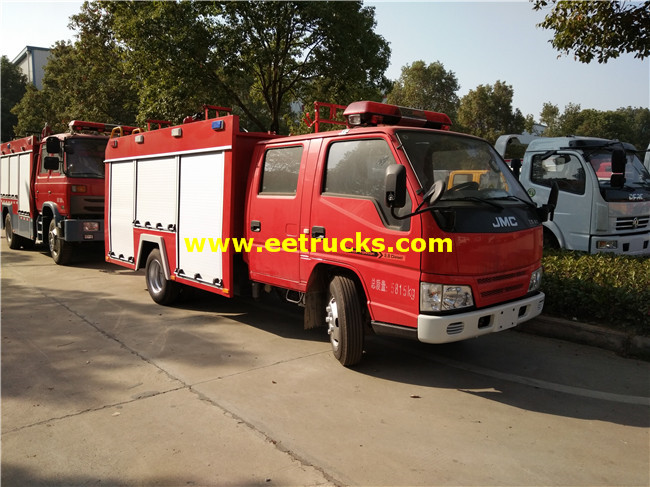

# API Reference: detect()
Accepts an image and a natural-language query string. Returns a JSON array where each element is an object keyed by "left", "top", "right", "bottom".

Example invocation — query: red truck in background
[
  {"left": 1, "top": 121, "right": 136, "bottom": 264},
  {"left": 104, "top": 101, "right": 556, "bottom": 366}
]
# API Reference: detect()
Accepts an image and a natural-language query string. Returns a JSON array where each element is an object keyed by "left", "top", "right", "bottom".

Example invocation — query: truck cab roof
[{"left": 526, "top": 136, "right": 637, "bottom": 152}]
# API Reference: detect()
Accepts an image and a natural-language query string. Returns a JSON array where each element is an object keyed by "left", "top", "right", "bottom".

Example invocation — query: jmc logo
[{"left": 493, "top": 216, "right": 519, "bottom": 228}]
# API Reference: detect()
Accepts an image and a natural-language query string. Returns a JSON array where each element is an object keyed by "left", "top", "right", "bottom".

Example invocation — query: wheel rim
[
  {"left": 5, "top": 216, "right": 12, "bottom": 243},
  {"left": 147, "top": 259, "right": 165, "bottom": 295},
  {"left": 49, "top": 222, "right": 60, "bottom": 256},
  {"left": 326, "top": 296, "right": 341, "bottom": 352}
]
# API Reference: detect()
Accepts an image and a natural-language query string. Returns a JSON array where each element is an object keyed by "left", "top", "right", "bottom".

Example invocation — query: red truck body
[
  {"left": 104, "top": 102, "right": 545, "bottom": 366},
  {"left": 1, "top": 121, "right": 135, "bottom": 264}
]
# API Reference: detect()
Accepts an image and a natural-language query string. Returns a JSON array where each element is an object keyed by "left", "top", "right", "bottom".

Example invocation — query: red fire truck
[
  {"left": 1, "top": 121, "right": 136, "bottom": 264},
  {"left": 104, "top": 102, "right": 556, "bottom": 366}
]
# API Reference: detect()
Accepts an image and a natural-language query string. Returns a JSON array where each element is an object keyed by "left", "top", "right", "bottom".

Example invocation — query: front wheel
[
  {"left": 49, "top": 219, "right": 74, "bottom": 265},
  {"left": 145, "top": 249, "right": 180, "bottom": 305},
  {"left": 326, "top": 275, "right": 365, "bottom": 366}
]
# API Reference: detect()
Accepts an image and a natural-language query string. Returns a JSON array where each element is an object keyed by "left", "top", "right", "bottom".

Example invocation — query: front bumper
[
  {"left": 62, "top": 219, "right": 104, "bottom": 242},
  {"left": 417, "top": 292, "right": 545, "bottom": 344}
]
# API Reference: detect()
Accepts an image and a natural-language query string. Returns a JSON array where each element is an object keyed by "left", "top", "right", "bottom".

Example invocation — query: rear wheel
[
  {"left": 145, "top": 249, "right": 180, "bottom": 305},
  {"left": 326, "top": 275, "right": 365, "bottom": 366},
  {"left": 5, "top": 213, "right": 21, "bottom": 250},
  {"left": 49, "top": 219, "right": 74, "bottom": 265},
  {"left": 5, "top": 213, "right": 33, "bottom": 250}
]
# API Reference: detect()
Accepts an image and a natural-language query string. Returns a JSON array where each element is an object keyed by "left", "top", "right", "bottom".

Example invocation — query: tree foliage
[
  {"left": 532, "top": 0, "right": 650, "bottom": 63},
  {"left": 540, "top": 102, "right": 650, "bottom": 150},
  {"left": 94, "top": 0, "right": 390, "bottom": 133},
  {"left": 1, "top": 56, "right": 28, "bottom": 141},
  {"left": 11, "top": 3, "right": 139, "bottom": 138},
  {"left": 456, "top": 81, "right": 525, "bottom": 143},
  {"left": 386, "top": 60, "right": 460, "bottom": 122}
]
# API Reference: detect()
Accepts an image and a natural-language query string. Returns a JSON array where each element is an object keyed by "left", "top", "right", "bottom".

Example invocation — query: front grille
[
  {"left": 71, "top": 196, "right": 104, "bottom": 216},
  {"left": 477, "top": 271, "right": 526, "bottom": 284},
  {"left": 481, "top": 284, "right": 524, "bottom": 298},
  {"left": 616, "top": 215, "right": 649, "bottom": 231}
]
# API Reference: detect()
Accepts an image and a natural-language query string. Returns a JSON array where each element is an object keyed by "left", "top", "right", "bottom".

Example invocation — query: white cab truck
[{"left": 497, "top": 135, "right": 650, "bottom": 255}]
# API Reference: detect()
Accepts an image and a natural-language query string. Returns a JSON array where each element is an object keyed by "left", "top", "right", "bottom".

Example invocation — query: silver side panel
[
  {"left": 18, "top": 153, "right": 32, "bottom": 213},
  {"left": 177, "top": 151, "right": 225, "bottom": 286},
  {"left": 108, "top": 161, "right": 136, "bottom": 261},
  {"left": 135, "top": 157, "right": 177, "bottom": 230},
  {"left": 0, "top": 154, "right": 11, "bottom": 195}
]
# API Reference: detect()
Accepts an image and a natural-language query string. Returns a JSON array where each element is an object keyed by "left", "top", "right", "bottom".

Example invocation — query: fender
[
  {"left": 135, "top": 234, "right": 172, "bottom": 280},
  {"left": 542, "top": 220, "right": 565, "bottom": 248},
  {"left": 40, "top": 202, "right": 64, "bottom": 223}
]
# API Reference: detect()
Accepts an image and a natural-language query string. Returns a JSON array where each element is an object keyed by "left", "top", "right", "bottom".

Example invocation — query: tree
[
  {"left": 539, "top": 102, "right": 650, "bottom": 150},
  {"left": 532, "top": 0, "right": 650, "bottom": 63},
  {"left": 12, "top": 3, "right": 139, "bottom": 137},
  {"left": 456, "top": 81, "right": 525, "bottom": 143},
  {"left": 1, "top": 56, "right": 28, "bottom": 141},
  {"left": 386, "top": 60, "right": 460, "bottom": 121},
  {"left": 96, "top": 0, "right": 391, "bottom": 133}
]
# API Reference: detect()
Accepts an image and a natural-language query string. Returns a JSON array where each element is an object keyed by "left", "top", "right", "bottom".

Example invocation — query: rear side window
[{"left": 260, "top": 146, "right": 303, "bottom": 194}]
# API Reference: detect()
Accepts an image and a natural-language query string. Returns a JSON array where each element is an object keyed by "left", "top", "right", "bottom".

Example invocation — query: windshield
[
  {"left": 64, "top": 138, "right": 107, "bottom": 178},
  {"left": 396, "top": 130, "right": 531, "bottom": 203},
  {"left": 587, "top": 150, "right": 650, "bottom": 191}
]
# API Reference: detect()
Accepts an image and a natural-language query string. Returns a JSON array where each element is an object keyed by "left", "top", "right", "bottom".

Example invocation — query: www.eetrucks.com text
[{"left": 184, "top": 233, "right": 452, "bottom": 254}]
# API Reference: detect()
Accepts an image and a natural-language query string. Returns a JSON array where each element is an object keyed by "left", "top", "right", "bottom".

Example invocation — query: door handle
[
  {"left": 311, "top": 226, "right": 325, "bottom": 238},
  {"left": 251, "top": 220, "right": 261, "bottom": 232}
]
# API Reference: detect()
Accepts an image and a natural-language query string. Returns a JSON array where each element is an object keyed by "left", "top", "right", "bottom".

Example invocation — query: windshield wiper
[
  {"left": 441, "top": 196, "right": 503, "bottom": 209},
  {"left": 486, "top": 195, "right": 537, "bottom": 209}
]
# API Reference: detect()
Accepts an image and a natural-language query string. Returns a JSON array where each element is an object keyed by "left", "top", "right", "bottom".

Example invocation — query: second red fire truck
[
  {"left": 104, "top": 102, "right": 556, "bottom": 366},
  {"left": 1, "top": 121, "right": 136, "bottom": 264}
]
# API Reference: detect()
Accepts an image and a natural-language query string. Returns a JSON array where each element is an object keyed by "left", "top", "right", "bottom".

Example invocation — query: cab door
[
  {"left": 246, "top": 141, "right": 313, "bottom": 288},
  {"left": 306, "top": 136, "right": 421, "bottom": 327},
  {"left": 35, "top": 142, "right": 68, "bottom": 216},
  {"left": 527, "top": 151, "right": 592, "bottom": 250}
]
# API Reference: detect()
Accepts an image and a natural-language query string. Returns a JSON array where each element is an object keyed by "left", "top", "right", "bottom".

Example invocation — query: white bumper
[{"left": 417, "top": 292, "right": 545, "bottom": 344}]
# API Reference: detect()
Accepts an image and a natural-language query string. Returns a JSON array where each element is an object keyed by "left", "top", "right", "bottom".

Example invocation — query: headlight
[
  {"left": 596, "top": 240, "right": 617, "bottom": 250},
  {"left": 528, "top": 267, "right": 543, "bottom": 292},
  {"left": 83, "top": 221, "right": 100, "bottom": 232},
  {"left": 420, "top": 283, "right": 474, "bottom": 312}
]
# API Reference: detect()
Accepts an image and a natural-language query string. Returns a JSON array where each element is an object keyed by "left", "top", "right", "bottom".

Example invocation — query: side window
[
  {"left": 323, "top": 138, "right": 410, "bottom": 229},
  {"left": 531, "top": 153, "right": 585, "bottom": 195},
  {"left": 259, "top": 146, "right": 303, "bottom": 194}
]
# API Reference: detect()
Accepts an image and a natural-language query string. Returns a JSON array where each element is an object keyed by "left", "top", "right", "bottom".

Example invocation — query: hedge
[{"left": 541, "top": 250, "right": 650, "bottom": 335}]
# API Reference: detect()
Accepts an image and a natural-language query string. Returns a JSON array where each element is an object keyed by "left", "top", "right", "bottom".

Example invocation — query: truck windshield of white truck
[{"left": 588, "top": 149, "right": 650, "bottom": 199}]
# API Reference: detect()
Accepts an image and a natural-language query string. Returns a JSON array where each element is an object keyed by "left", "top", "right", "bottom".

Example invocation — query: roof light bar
[
  {"left": 69, "top": 120, "right": 139, "bottom": 136},
  {"left": 343, "top": 101, "right": 452, "bottom": 130}
]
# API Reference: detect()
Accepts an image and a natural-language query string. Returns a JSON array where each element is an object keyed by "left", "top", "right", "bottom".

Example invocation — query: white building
[{"left": 12, "top": 46, "right": 50, "bottom": 90}]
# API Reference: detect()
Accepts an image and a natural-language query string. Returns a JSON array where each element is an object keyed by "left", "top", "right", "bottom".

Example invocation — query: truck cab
[{"left": 519, "top": 136, "right": 650, "bottom": 255}]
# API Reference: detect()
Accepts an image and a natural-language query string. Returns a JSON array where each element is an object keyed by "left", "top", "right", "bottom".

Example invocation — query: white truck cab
[{"left": 515, "top": 136, "right": 650, "bottom": 255}]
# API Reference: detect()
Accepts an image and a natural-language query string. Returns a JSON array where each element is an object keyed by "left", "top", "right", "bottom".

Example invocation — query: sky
[{"left": 1, "top": 0, "right": 648, "bottom": 120}]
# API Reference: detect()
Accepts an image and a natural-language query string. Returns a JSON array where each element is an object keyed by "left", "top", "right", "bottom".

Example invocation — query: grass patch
[{"left": 541, "top": 250, "right": 650, "bottom": 336}]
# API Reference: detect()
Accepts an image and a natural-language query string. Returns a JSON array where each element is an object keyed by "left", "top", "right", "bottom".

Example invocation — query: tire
[
  {"left": 48, "top": 219, "right": 74, "bottom": 265},
  {"left": 145, "top": 249, "right": 180, "bottom": 305},
  {"left": 326, "top": 275, "right": 365, "bottom": 366},
  {"left": 5, "top": 213, "right": 21, "bottom": 250}
]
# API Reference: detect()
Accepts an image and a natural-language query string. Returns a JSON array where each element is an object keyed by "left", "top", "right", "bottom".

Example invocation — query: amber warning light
[{"left": 344, "top": 101, "right": 451, "bottom": 130}]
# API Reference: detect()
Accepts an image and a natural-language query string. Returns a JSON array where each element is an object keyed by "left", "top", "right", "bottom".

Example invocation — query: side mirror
[
  {"left": 385, "top": 164, "right": 406, "bottom": 209},
  {"left": 611, "top": 149, "right": 626, "bottom": 174},
  {"left": 45, "top": 137, "right": 61, "bottom": 154},
  {"left": 44, "top": 156, "right": 60, "bottom": 171},
  {"left": 537, "top": 181, "right": 559, "bottom": 222}
]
